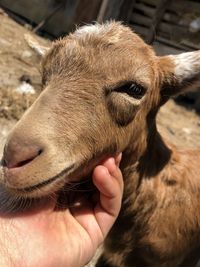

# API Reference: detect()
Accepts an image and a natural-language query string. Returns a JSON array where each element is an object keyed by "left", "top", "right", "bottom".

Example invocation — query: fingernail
[
  {"left": 107, "top": 157, "right": 115, "bottom": 165},
  {"left": 115, "top": 153, "right": 122, "bottom": 166}
]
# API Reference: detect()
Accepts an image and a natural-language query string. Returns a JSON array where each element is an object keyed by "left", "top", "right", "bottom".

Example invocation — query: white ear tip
[
  {"left": 173, "top": 51, "right": 200, "bottom": 79},
  {"left": 24, "top": 34, "right": 50, "bottom": 57}
]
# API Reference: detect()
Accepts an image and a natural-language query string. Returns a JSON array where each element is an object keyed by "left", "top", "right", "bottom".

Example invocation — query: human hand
[{"left": 0, "top": 154, "right": 123, "bottom": 267}]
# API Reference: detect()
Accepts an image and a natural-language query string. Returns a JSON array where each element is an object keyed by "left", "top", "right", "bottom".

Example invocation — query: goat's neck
[
  {"left": 103, "top": 123, "right": 173, "bottom": 265},
  {"left": 137, "top": 127, "right": 172, "bottom": 178},
  {"left": 121, "top": 120, "right": 172, "bottom": 201}
]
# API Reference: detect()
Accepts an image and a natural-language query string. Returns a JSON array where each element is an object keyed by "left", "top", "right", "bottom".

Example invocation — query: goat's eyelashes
[{"left": 114, "top": 82, "right": 146, "bottom": 99}]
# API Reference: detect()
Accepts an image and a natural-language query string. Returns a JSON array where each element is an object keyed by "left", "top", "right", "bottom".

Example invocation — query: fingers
[
  {"left": 114, "top": 153, "right": 122, "bottom": 167},
  {"left": 101, "top": 153, "right": 123, "bottom": 192},
  {"left": 92, "top": 154, "right": 123, "bottom": 238}
]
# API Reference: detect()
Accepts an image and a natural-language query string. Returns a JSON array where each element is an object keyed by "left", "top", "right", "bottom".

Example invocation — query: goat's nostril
[
  {"left": 2, "top": 146, "right": 43, "bottom": 169},
  {"left": 0, "top": 158, "right": 7, "bottom": 167}
]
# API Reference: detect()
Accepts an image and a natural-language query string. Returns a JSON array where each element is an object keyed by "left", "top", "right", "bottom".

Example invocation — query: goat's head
[{"left": 0, "top": 22, "right": 200, "bottom": 198}]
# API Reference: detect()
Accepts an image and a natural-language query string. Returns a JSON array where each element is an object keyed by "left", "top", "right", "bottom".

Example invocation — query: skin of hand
[{"left": 0, "top": 154, "right": 123, "bottom": 267}]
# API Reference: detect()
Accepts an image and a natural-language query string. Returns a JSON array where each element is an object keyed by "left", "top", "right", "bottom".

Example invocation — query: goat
[{"left": 0, "top": 22, "right": 200, "bottom": 267}]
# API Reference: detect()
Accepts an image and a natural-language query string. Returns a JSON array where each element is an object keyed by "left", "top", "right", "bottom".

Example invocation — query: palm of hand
[{"left": 0, "top": 156, "right": 123, "bottom": 267}]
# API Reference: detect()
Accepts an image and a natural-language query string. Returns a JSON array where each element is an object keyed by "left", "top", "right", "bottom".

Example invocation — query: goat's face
[{"left": 1, "top": 22, "right": 200, "bottom": 198}]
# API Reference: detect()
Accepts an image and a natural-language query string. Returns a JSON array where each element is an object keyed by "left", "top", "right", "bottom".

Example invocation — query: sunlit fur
[{"left": 1, "top": 22, "right": 200, "bottom": 266}]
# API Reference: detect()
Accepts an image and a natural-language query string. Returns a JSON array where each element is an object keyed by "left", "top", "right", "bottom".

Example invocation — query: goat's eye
[{"left": 115, "top": 82, "right": 146, "bottom": 100}]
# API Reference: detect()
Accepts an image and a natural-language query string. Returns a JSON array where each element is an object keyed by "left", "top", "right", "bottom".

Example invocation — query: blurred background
[{"left": 1, "top": 0, "right": 200, "bottom": 51}]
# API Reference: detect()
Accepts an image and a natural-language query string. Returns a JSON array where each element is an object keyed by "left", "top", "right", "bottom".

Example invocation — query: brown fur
[{"left": 1, "top": 22, "right": 200, "bottom": 266}]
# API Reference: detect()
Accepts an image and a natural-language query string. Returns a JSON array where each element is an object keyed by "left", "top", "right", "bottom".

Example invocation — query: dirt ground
[
  {"left": 0, "top": 8, "right": 50, "bottom": 120},
  {"left": 0, "top": 10, "right": 200, "bottom": 267}
]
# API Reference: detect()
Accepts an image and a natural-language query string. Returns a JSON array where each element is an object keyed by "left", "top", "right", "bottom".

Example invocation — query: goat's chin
[
  {"left": 1, "top": 152, "right": 111, "bottom": 200},
  {"left": 0, "top": 184, "right": 58, "bottom": 214},
  {"left": 6, "top": 178, "right": 67, "bottom": 199}
]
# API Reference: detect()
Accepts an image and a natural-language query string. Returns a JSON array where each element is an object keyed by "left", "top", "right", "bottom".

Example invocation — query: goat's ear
[
  {"left": 24, "top": 34, "right": 50, "bottom": 57},
  {"left": 159, "top": 51, "right": 200, "bottom": 98}
]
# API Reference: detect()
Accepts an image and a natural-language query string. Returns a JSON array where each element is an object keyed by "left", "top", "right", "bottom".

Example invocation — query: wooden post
[
  {"left": 118, "top": 0, "right": 136, "bottom": 22},
  {"left": 97, "top": 0, "right": 124, "bottom": 22},
  {"left": 97, "top": 0, "right": 109, "bottom": 22},
  {"left": 73, "top": 0, "right": 102, "bottom": 26},
  {"left": 146, "top": 0, "right": 170, "bottom": 44}
]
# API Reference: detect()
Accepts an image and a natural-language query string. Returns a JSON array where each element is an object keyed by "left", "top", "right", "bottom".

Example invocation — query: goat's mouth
[
  {"left": 16, "top": 163, "right": 76, "bottom": 194},
  {"left": 2, "top": 153, "right": 112, "bottom": 198}
]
